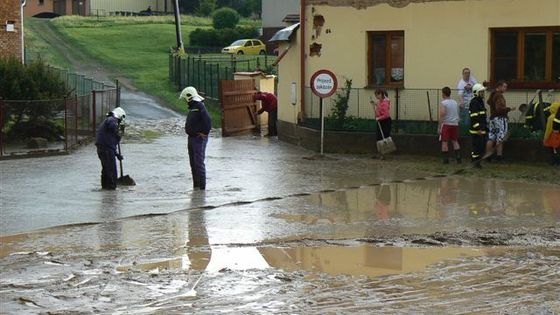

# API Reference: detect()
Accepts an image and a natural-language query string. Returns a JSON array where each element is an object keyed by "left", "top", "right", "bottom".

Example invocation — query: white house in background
[{"left": 262, "top": 0, "right": 300, "bottom": 53}]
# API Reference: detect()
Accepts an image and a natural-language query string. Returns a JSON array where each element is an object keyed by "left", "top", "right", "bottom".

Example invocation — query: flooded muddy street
[{"left": 1, "top": 102, "right": 560, "bottom": 313}]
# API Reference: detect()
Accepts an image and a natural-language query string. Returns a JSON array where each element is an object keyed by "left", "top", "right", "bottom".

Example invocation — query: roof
[
  {"left": 282, "top": 14, "right": 300, "bottom": 24},
  {"left": 269, "top": 23, "right": 300, "bottom": 43}
]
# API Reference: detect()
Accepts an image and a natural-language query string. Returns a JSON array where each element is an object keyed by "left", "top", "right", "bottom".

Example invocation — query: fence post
[
  {"left": 0, "top": 99, "right": 3, "bottom": 156},
  {"left": 395, "top": 88, "right": 400, "bottom": 133},
  {"left": 197, "top": 59, "right": 201, "bottom": 89},
  {"left": 64, "top": 97, "right": 68, "bottom": 151},
  {"left": 203, "top": 61, "right": 207, "bottom": 96},
  {"left": 92, "top": 90, "right": 97, "bottom": 137},
  {"left": 75, "top": 94, "right": 78, "bottom": 146}
]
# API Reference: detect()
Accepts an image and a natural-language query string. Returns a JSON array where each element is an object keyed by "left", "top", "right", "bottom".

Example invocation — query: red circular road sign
[{"left": 310, "top": 70, "right": 338, "bottom": 98}]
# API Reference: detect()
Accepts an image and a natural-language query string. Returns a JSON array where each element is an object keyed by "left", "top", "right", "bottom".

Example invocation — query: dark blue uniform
[
  {"left": 185, "top": 100, "right": 211, "bottom": 190},
  {"left": 95, "top": 116, "right": 121, "bottom": 189}
]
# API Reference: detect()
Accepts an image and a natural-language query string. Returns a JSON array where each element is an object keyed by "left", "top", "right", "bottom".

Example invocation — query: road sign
[{"left": 310, "top": 70, "right": 338, "bottom": 98}]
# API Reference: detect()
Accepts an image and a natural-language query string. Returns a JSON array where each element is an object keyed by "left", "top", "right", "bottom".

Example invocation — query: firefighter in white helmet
[
  {"left": 95, "top": 107, "right": 126, "bottom": 189},
  {"left": 180, "top": 86, "right": 211, "bottom": 190}
]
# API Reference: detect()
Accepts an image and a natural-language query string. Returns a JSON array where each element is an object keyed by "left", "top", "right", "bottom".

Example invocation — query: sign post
[{"left": 310, "top": 70, "right": 338, "bottom": 155}]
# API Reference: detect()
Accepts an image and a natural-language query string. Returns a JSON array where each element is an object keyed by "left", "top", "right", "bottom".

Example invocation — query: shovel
[{"left": 117, "top": 143, "right": 136, "bottom": 186}]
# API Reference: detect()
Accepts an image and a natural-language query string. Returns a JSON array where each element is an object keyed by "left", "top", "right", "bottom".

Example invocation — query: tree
[
  {"left": 198, "top": 0, "right": 216, "bottom": 16},
  {"left": 178, "top": 0, "right": 200, "bottom": 14},
  {"left": 212, "top": 7, "right": 240, "bottom": 29}
]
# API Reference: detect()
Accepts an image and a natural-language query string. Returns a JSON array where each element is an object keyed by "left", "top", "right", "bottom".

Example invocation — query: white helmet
[
  {"left": 179, "top": 86, "right": 204, "bottom": 102},
  {"left": 472, "top": 83, "right": 486, "bottom": 95},
  {"left": 111, "top": 107, "right": 126, "bottom": 120}
]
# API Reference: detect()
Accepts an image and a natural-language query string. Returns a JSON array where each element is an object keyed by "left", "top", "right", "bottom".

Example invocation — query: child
[
  {"left": 370, "top": 88, "right": 392, "bottom": 159},
  {"left": 438, "top": 86, "right": 461, "bottom": 164}
]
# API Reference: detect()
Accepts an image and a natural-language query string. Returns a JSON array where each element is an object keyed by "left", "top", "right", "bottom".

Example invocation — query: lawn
[{"left": 26, "top": 15, "right": 261, "bottom": 125}]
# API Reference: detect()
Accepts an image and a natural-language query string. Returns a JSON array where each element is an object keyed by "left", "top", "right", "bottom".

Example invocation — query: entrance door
[
  {"left": 53, "top": 0, "right": 66, "bottom": 15},
  {"left": 72, "top": 0, "right": 84, "bottom": 15},
  {"left": 220, "top": 79, "right": 259, "bottom": 136}
]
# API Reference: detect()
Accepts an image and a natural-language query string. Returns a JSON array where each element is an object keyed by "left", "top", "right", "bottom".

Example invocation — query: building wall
[
  {"left": 262, "top": 0, "right": 300, "bottom": 28},
  {"left": 277, "top": 34, "right": 302, "bottom": 124},
  {"left": 25, "top": 0, "right": 89, "bottom": 17},
  {"left": 277, "top": 0, "right": 560, "bottom": 124},
  {"left": 0, "top": 0, "right": 22, "bottom": 61},
  {"left": 90, "top": 0, "right": 172, "bottom": 14}
]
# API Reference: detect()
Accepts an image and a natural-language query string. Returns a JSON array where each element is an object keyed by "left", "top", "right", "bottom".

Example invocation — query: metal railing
[
  {"left": 302, "top": 87, "right": 558, "bottom": 139},
  {"left": 0, "top": 65, "right": 118, "bottom": 158},
  {"left": 169, "top": 53, "right": 277, "bottom": 99}
]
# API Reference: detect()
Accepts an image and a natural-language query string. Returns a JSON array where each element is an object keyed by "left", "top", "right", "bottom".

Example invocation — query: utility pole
[{"left": 172, "top": 0, "right": 183, "bottom": 51}]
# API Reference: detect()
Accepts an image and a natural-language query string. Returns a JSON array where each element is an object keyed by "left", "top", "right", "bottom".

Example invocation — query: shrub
[
  {"left": 189, "top": 26, "right": 259, "bottom": 47},
  {"left": 330, "top": 78, "right": 353, "bottom": 127},
  {"left": 0, "top": 56, "right": 69, "bottom": 140},
  {"left": 212, "top": 7, "right": 239, "bottom": 29},
  {"left": 198, "top": 0, "right": 216, "bottom": 17}
]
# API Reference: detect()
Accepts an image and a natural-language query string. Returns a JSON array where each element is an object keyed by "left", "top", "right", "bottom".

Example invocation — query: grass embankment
[
  {"left": 25, "top": 19, "right": 71, "bottom": 68},
  {"left": 27, "top": 15, "right": 260, "bottom": 124}
]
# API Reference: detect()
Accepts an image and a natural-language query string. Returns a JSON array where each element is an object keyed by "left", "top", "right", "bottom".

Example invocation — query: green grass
[
  {"left": 25, "top": 19, "right": 71, "bottom": 69},
  {"left": 53, "top": 22, "right": 209, "bottom": 115},
  {"left": 24, "top": 15, "right": 261, "bottom": 126}
]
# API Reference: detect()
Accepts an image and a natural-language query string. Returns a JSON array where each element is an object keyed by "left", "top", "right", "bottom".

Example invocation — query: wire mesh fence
[
  {"left": 169, "top": 53, "right": 277, "bottom": 99},
  {"left": 302, "top": 87, "right": 558, "bottom": 139},
  {"left": 1, "top": 65, "right": 118, "bottom": 158}
]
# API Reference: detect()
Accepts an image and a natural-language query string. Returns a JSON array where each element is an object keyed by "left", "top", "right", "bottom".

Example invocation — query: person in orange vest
[{"left": 543, "top": 101, "right": 560, "bottom": 165}]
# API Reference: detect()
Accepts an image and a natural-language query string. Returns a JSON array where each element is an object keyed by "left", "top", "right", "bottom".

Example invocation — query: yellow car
[{"left": 221, "top": 39, "right": 266, "bottom": 55}]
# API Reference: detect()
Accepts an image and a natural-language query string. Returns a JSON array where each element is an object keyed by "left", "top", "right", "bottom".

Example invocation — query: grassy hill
[{"left": 25, "top": 15, "right": 260, "bottom": 121}]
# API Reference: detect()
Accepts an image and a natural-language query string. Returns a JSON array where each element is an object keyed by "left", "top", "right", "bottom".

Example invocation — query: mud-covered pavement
[{"left": 1, "top": 97, "right": 560, "bottom": 314}]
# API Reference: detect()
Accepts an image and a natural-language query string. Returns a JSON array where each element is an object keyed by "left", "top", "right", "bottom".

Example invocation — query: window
[
  {"left": 491, "top": 27, "right": 560, "bottom": 88},
  {"left": 252, "top": 40, "right": 261, "bottom": 46},
  {"left": 38, "top": 0, "right": 44, "bottom": 5},
  {"left": 244, "top": 41, "right": 253, "bottom": 47},
  {"left": 368, "top": 31, "right": 404, "bottom": 87}
]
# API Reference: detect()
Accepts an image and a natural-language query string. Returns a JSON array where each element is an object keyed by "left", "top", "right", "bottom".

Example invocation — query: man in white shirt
[
  {"left": 439, "top": 86, "right": 462, "bottom": 164},
  {"left": 457, "top": 67, "right": 478, "bottom": 135}
]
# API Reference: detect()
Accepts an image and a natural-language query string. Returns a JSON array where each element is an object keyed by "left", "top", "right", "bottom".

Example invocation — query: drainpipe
[
  {"left": 21, "top": 0, "right": 27, "bottom": 64},
  {"left": 300, "top": 0, "right": 306, "bottom": 121}
]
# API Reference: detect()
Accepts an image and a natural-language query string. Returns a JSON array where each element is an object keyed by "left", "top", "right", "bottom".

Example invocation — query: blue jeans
[{"left": 188, "top": 135, "right": 208, "bottom": 189}]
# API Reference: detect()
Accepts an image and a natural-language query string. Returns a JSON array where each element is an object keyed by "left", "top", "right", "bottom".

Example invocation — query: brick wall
[{"left": 0, "top": 0, "right": 22, "bottom": 61}]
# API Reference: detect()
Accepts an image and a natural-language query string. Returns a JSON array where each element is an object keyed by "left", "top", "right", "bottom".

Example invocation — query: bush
[
  {"left": 330, "top": 79, "right": 353, "bottom": 127},
  {"left": 212, "top": 7, "right": 240, "bottom": 29},
  {"left": 0, "top": 56, "right": 69, "bottom": 140},
  {"left": 189, "top": 26, "right": 259, "bottom": 47},
  {"left": 198, "top": 0, "right": 216, "bottom": 16}
]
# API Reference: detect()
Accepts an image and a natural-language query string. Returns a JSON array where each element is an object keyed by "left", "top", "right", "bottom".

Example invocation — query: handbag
[{"left": 376, "top": 119, "right": 396, "bottom": 154}]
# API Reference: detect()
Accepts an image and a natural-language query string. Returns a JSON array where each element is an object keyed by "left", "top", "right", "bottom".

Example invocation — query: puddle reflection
[{"left": 277, "top": 177, "right": 560, "bottom": 225}]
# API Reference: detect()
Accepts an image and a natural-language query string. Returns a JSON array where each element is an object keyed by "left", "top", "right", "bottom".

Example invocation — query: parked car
[{"left": 222, "top": 39, "right": 266, "bottom": 55}]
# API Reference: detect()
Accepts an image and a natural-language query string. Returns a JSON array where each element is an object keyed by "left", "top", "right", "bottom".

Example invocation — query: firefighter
[
  {"left": 543, "top": 101, "right": 560, "bottom": 165},
  {"left": 95, "top": 107, "right": 126, "bottom": 190},
  {"left": 180, "top": 86, "right": 211, "bottom": 190},
  {"left": 468, "top": 83, "right": 487, "bottom": 168}
]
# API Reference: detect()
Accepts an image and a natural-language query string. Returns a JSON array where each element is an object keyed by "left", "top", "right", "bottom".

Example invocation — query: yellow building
[{"left": 275, "top": 0, "right": 560, "bottom": 128}]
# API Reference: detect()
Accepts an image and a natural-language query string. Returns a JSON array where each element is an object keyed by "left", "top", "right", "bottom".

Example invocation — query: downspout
[
  {"left": 21, "top": 0, "right": 26, "bottom": 64},
  {"left": 300, "top": 0, "right": 306, "bottom": 121}
]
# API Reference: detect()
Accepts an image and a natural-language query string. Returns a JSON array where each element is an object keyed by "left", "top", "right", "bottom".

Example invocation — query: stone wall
[{"left": 0, "top": 0, "right": 22, "bottom": 61}]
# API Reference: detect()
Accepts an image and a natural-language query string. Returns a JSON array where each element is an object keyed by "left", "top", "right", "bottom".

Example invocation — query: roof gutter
[
  {"left": 300, "top": 0, "right": 306, "bottom": 121},
  {"left": 21, "top": 0, "right": 26, "bottom": 63}
]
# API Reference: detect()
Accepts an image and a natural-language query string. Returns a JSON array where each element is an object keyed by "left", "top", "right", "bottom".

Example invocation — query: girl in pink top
[{"left": 370, "top": 88, "right": 392, "bottom": 141}]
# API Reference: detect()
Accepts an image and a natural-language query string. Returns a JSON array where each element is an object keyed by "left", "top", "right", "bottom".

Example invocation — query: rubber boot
[
  {"left": 455, "top": 150, "right": 462, "bottom": 164},
  {"left": 442, "top": 151, "right": 449, "bottom": 164}
]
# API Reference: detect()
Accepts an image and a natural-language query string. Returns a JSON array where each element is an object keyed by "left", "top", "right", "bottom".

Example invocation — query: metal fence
[
  {"left": 0, "top": 66, "right": 118, "bottom": 158},
  {"left": 169, "top": 53, "right": 277, "bottom": 99},
  {"left": 302, "top": 87, "right": 558, "bottom": 139}
]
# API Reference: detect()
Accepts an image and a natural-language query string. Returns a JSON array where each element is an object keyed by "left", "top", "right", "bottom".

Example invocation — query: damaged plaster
[{"left": 306, "top": 0, "right": 468, "bottom": 9}]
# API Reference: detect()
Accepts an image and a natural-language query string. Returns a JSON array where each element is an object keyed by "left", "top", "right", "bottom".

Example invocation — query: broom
[{"left": 117, "top": 143, "right": 136, "bottom": 186}]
